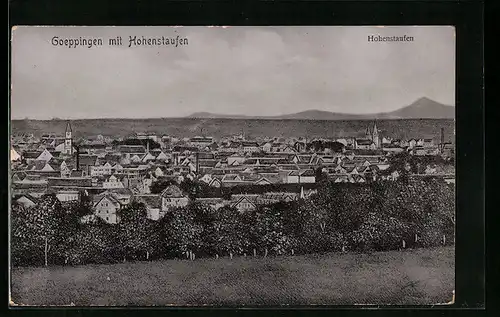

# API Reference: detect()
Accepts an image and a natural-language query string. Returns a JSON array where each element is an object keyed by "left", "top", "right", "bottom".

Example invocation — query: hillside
[{"left": 187, "top": 97, "right": 455, "bottom": 120}]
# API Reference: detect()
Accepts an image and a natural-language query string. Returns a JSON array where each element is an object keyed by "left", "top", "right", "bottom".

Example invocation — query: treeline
[
  {"left": 11, "top": 178, "right": 454, "bottom": 267},
  {"left": 382, "top": 152, "right": 455, "bottom": 178}
]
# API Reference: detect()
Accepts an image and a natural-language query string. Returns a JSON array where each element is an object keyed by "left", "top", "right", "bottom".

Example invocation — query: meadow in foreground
[{"left": 11, "top": 246, "right": 454, "bottom": 306}]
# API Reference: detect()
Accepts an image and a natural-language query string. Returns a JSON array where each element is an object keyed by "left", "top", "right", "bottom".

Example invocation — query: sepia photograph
[{"left": 9, "top": 26, "right": 455, "bottom": 306}]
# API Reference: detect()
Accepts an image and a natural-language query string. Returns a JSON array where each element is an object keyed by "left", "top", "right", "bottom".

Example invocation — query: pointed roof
[
  {"left": 65, "top": 121, "right": 72, "bottom": 133},
  {"left": 372, "top": 120, "right": 378, "bottom": 134},
  {"left": 365, "top": 125, "right": 371, "bottom": 137}
]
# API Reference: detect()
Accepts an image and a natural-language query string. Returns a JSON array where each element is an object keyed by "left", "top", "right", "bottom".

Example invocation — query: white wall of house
[
  {"left": 146, "top": 208, "right": 161, "bottom": 221},
  {"left": 162, "top": 197, "right": 189, "bottom": 210},
  {"left": 56, "top": 191, "right": 79, "bottom": 202},
  {"left": 94, "top": 197, "right": 120, "bottom": 224}
]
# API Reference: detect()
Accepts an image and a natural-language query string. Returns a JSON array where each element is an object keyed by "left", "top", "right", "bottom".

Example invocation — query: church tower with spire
[{"left": 64, "top": 121, "right": 73, "bottom": 155}]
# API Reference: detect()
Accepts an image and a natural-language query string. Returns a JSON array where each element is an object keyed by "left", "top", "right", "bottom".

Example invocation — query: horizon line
[{"left": 11, "top": 116, "right": 455, "bottom": 121}]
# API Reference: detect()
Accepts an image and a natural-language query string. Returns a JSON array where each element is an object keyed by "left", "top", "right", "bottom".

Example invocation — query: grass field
[{"left": 10, "top": 246, "right": 454, "bottom": 306}]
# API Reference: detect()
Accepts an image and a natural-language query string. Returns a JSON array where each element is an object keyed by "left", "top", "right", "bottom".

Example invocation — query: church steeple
[
  {"left": 365, "top": 125, "right": 371, "bottom": 138},
  {"left": 66, "top": 121, "right": 72, "bottom": 134},
  {"left": 64, "top": 120, "right": 73, "bottom": 155},
  {"left": 372, "top": 120, "right": 380, "bottom": 149}
]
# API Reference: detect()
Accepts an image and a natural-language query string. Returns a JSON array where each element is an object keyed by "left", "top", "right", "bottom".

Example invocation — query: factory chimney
[
  {"left": 195, "top": 152, "right": 200, "bottom": 175},
  {"left": 75, "top": 146, "right": 80, "bottom": 171},
  {"left": 440, "top": 127, "right": 445, "bottom": 153}
]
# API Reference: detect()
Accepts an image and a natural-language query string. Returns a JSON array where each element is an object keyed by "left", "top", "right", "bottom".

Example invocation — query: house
[
  {"left": 55, "top": 190, "right": 80, "bottom": 202},
  {"left": 141, "top": 152, "right": 156, "bottom": 163},
  {"left": 155, "top": 150, "right": 169, "bottom": 162},
  {"left": 241, "top": 141, "right": 260, "bottom": 153},
  {"left": 231, "top": 195, "right": 258, "bottom": 212},
  {"left": 11, "top": 147, "right": 21, "bottom": 162},
  {"left": 22, "top": 151, "right": 42, "bottom": 163},
  {"left": 93, "top": 194, "right": 122, "bottom": 224},
  {"left": 382, "top": 137, "right": 392, "bottom": 145},
  {"left": 160, "top": 185, "right": 189, "bottom": 211},
  {"left": 227, "top": 154, "right": 246, "bottom": 166},
  {"left": 285, "top": 169, "right": 316, "bottom": 184},
  {"left": 90, "top": 162, "right": 113, "bottom": 177},
  {"left": 26, "top": 161, "right": 57, "bottom": 173},
  {"left": 139, "top": 173, "right": 156, "bottom": 194},
  {"left": 189, "top": 136, "right": 214, "bottom": 148},
  {"left": 208, "top": 177, "right": 223, "bottom": 188},
  {"left": 118, "top": 145, "right": 146, "bottom": 155},
  {"left": 47, "top": 177, "right": 93, "bottom": 190},
  {"left": 199, "top": 173, "right": 213, "bottom": 184},
  {"left": 12, "top": 181, "right": 48, "bottom": 198},
  {"left": 408, "top": 139, "right": 418, "bottom": 149},
  {"left": 355, "top": 139, "right": 375, "bottom": 150},
  {"left": 78, "top": 155, "right": 99, "bottom": 176},
  {"left": 261, "top": 142, "right": 273, "bottom": 153},
  {"left": 102, "top": 174, "right": 126, "bottom": 189},
  {"left": 95, "top": 188, "right": 133, "bottom": 206},
  {"left": 135, "top": 194, "right": 162, "bottom": 220},
  {"left": 35, "top": 149, "right": 54, "bottom": 162},
  {"left": 423, "top": 139, "right": 435, "bottom": 147}
]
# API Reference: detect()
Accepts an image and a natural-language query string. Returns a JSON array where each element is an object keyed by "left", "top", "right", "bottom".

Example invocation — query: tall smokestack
[
  {"left": 76, "top": 146, "right": 80, "bottom": 171},
  {"left": 196, "top": 152, "right": 199, "bottom": 175},
  {"left": 440, "top": 127, "right": 445, "bottom": 153}
]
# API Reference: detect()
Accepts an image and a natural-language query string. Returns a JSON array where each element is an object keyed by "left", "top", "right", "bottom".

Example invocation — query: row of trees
[
  {"left": 151, "top": 178, "right": 319, "bottom": 199},
  {"left": 11, "top": 178, "right": 454, "bottom": 267}
]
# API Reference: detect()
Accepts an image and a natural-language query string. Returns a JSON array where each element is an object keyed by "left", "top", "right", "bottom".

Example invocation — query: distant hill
[
  {"left": 375, "top": 97, "right": 455, "bottom": 119},
  {"left": 187, "top": 97, "right": 455, "bottom": 120}
]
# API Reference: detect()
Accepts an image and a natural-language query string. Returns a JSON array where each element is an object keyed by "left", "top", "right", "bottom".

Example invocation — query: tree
[
  {"left": 117, "top": 201, "right": 151, "bottom": 261},
  {"left": 213, "top": 206, "right": 247, "bottom": 257},
  {"left": 11, "top": 194, "right": 66, "bottom": 266},
  {"left": 151, "top": 179, "right": 174, "bottom": 194},
  {"left": 162, "top": 206, "right": 204, "bottom": 257}
]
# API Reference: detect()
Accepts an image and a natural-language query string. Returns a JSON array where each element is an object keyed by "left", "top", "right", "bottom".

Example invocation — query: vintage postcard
[{"left": 9, "top": 26, "right": 455, "bottom": 306}]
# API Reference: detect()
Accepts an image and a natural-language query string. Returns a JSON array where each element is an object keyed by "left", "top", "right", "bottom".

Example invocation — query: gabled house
[
  {"left": 11, "top": 147, "right": 21, "bottom": 162},
  {"left": 199, "top": 173, "right": 213, "bottom": 184},
  {"left": 231, "top": 195, "right": 258, "bottom": 212},
  {"left": 93, "top": 194, "right": 122, "bottom": 224},
  {"left": 155, "top": 151, "right": 169, "bottom": 162},
  {"left": 141, "top": 152, "right": 156, "bottom": 163},
  {"left": 103, "top": 174, "right": 126, "bottom": 189},
  {"left": 55, "top": 190, "right": 81, "bottom": 202},
  {"left": 355, "top": 139, "right": 375, "bottom": 150},
  {"left": 13, "top": 194, "right": 39, "bottom": 208},
  {"left": 135, "top": 194, "right": 162, "bottom": 220},
  {"left": 35, "top": 149, "right": 54, "bottom": 162},
  {"left": 209, "top": 177, "right": 223, "bottom": 188}
]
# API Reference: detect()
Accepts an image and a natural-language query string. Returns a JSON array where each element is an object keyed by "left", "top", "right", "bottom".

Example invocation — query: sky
[{"left": 11, "top": 26, "right": 455, "bottom": 120}]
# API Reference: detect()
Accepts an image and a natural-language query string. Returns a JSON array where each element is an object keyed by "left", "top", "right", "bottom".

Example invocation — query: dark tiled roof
[
  {"left": 118, "top": 145, "right": 146, "bottom": 154},
  {"left": 48, "top": 177, "right": 92, "bottom": 188},
  {"left": 136, "top": 194, "right": 162, "bottom": 209},
  {"left": 356, "top": 139, "right": 373, "bottom": 145},
  {"left": 22, "top": 152, "right": 41, "bottom": 159},
  {"left": 78, "top": 155, "right": 98, "bottom": 166},
  {"left": 160, "top": 185, "right": 185, "bottom": 198}
]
